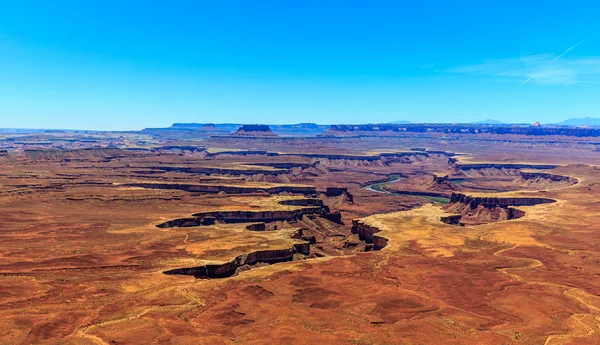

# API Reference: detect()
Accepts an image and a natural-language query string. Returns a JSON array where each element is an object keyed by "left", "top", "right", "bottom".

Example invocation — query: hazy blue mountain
[
  {"left": 556, "top": 117, "right": 600, "bottom": 126},
  {"left": 471, "top": 119, "right": 505, "bottom": 125},
  {"left": 387, "top": 120, "right": 412, "bottom": 124}
]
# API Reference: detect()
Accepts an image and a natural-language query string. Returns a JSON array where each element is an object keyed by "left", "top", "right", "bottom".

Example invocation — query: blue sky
[{"left": 1, "top": 1, "right": 599, "bottom": 130}]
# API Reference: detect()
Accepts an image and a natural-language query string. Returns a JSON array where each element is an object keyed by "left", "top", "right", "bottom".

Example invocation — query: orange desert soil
[{"left": 2, "top": 132, "right": 600, "bottom": 344}]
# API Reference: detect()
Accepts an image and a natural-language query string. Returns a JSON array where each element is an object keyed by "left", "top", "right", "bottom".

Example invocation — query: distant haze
[
  {"left": 555, "top": 118, "right": 600, "bottom": 126},
  {"left": 471, "top": 119, "right": 505, "bottom": 125}
]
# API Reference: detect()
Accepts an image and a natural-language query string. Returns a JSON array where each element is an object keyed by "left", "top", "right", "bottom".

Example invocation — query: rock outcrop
[
  {"left": 157, "top": 198, "right": 343, "bottom": 228},
  {"left": 441, "top": 192, "right": 554, "bottom": 226},
  {"left": 448, "top": 192, "right": 556, "bottom": 208},
  {"left": 351, "top": 220, "right": 389, "bottom": 250},
  {"left": 426, "top": 174, "right": 456, "bottom": 193},
  {"left": 324, "top": 187, "right": 347, "bottom": 197},
  {"left": 245, "top": 223, "right": 267, "bottom": 231},
  {"left": 516, "top": 172, "right": 578, "bottom": 189},
  {"left": 232, "top": 125, "right": 279, "bottom": 137},
  {"left": 455, "top": 163, "right": 558, "bottom": 171},
  {"left": 441, "top": 204, "right": 526, "bottom": 226},
  {"left": 126, "top": 182, "right": 316, "bottom": 195},
  {"left": 146, "top": 166, "right": 289, "bottom": 176},
  {"left": 163, "top": 243, "right": 310, "bottom": 279}
]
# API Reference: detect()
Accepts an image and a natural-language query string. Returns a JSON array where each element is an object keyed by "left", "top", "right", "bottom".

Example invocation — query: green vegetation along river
[{"left": 363, "top": 175, "right": 450, "bottom": 204}]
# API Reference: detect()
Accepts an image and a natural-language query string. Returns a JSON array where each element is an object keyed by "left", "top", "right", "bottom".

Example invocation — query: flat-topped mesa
[
  {"left": 455, "top": 163, "right": 558, "bottom": 171},
  {"left": 156, "top": 198, "right": 343, "bottom": 228},
  {"left": 324, "top": 187, "right": 347, "bottom": 197},
  {"left": 442, "top": 192, "right": 556, "bottom": 226},
  {"left": 125, "top": 182, "right": 316, "bottom": 195},
  {"left": 449, "top": 192, "right": 556, "bottom": 208},
  {"left": 163, "top": 243, "right": 310, "bottom": 279},
  {"left": 432, "top": 174, "right": 449, "bottom": 184},
  {"left": 322, "top": 123, "right": 600, "bottom": 137},
  {"left": 517, "top": 171, "right": 578, "bottom": 188},
  {"left": 325, "top": 124, "right": 405, "bottom": 134},
  {"left": 323, "top": 187, "right": 354, "bottom": 204},
  {"left": 351, "top": 220, "right": 389, "bottom": 251},
  {"left": 428, "top": 174, "right": 456, "bottom": 192},
  {"left": 146, "top": 166, "right": 289, "bottom": 176},
  {"left": 232, "top": 125, "right": 279, "bottom": 137}
]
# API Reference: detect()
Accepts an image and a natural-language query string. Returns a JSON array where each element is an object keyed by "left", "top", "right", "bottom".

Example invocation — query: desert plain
[{"left": 2, "top": 123, "right": 600, "bottom": 344}]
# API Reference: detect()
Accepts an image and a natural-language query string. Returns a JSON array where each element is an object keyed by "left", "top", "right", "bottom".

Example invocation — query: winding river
[{"left": 362, "top": 175, "right": 450, "bottom": 204}]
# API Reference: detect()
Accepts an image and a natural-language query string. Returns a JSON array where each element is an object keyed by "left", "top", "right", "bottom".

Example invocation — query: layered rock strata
[
  {"left": 127, "top": 182, "right": 316, "bottom": 195},
  {"left": 163, "top": 243, "right": 309, "bottom": 279},
  {"left": 351, "top": 220, "right": 389, "bottom": 250}
]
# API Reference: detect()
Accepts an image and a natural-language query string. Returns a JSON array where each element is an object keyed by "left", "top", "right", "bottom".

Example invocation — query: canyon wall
[
  {"left": 163, "top": 243, "right": 309, "bottom": 279},
  {"left": 351, "top": 220, "right": 389, "bottom": 250},
  {"left": 127, "top": 182, "right": 316, "bottom": 195},
  {"left": 448, "top": 192, "right": 556, "bottom": 208},
  {"left": 156, "top": 195, "right": 344, "bottom": 228}
]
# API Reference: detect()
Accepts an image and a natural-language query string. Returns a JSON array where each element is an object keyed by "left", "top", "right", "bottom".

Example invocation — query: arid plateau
[{"left": 2, "top": 123, "right": 600, "bottom": 344}]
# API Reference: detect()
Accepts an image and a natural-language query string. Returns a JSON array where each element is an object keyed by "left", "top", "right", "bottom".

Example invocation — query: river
[{"left": 362, "top": 175, "right": 450, "bottom": 204}]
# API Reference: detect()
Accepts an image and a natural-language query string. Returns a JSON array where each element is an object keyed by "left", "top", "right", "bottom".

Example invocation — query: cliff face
[
  {"left": 324, "top": 187, "right": 347, "bottom": 197},
  {"left": 158, "top": 208, "right": 322, "bottom": 228},
  {"left": 322, "top": 123, "right": 600, "bottom": 138},
  {"left": 146, "top": 166, "right": 289, "bottom": 176},
  {"left": 456, "top": 163, "right": 558, "bottom": 172},
  {"left": 127, "top": 182, "right": 316, "bottom": 195},
  {"left": 516, "top": 172, "right": 578, "bottom": 189},
  {"left": 351, "top": 220, "right": 389, "bottom": 250},
  {"left": 442, "top": 203, "right": 526, "bottom": 226},
  {"left": 442, "top": 192, "right": 552, "bottom": 226},
  {"left": 427, "top": 175, "right": 456, "bottom": 193},
  {"left": 232, "top": 125, "right": 279, "bottom": 137},
  {"left": 163, "top": 243, "right": 309, "bottom": 279},
  {"left": 157, "top": 198, "right": 343, "bottom": 228},
  {"left": 448, "top": 192, "right": 555, "bottom": 208}
]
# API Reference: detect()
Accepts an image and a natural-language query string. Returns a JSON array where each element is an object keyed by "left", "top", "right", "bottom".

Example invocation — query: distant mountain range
[
  {"left": 388, "top": 119, "right": 508, "bottom": 125},
  {"left": 471, "top": 119, "right": 505, "bottom": 125},
  {"left": 555, "top": 117, "right": 600, "bottom": 126}
]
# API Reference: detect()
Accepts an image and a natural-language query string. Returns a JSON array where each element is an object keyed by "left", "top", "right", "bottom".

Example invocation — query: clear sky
[{"left": 1, "top": 1, "right": 599, "bottom": 130}]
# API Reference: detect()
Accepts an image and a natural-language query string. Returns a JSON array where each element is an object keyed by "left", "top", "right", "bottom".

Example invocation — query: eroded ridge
[
  {"left": 157, "top": 198, "right": 342, "bottom": 228},
  {"left": 126, "top": 182, "right": 317, "bottom": 194},
  {"left": 163, "top": 242, "right": 310, "bottom": 279},
  {"left": 351, "top": 219, "right": 389, "bottom": 250},
  {"left": 441, "top": 192, "right": 555, "bottom": 226},
  {"left": 448, "top": 192, "right": 555, "bottom": 208}
]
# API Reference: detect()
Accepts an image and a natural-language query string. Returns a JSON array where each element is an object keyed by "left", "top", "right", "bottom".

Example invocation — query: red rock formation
[
  {"left": 351, "top": 220, "right": 389, "bottom": 250},
  {"left": 163, "top": 243, "right": 309, "bottom": 279},
  {"left": 448, "top": 192, "right": 555, "bottom": 208},
  {"left": 516, "top": 172, "right": 578, "bottom": 189},
  {"left": 126, "top": 182, "right": 316, "bottom": 194},
  {"left": 157, "top": 198, "right": 343, "bottom": 228},
  {"left": 442, "top": 192, "right": 549, "bottom": 226},
  {"left": 232, "top": 125, "right": 279, "bottom": 137}
]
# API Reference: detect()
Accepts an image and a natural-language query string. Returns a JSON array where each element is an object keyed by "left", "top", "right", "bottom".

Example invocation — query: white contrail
[
  {"left": 516, "top": 40, "right": 583, "bottom": 89},
  {"left": 516, "top": 76, "right": 533, "bottom": 89},
  {"left": 553, "top": 40, "right": 584, "bottom": 61}
]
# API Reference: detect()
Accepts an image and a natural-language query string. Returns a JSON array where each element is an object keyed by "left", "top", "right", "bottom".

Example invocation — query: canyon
[{"left": 2, "top": 124, "right": 600, "bottom": 344}]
